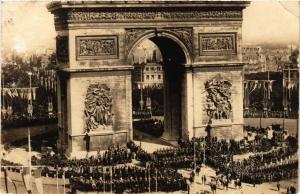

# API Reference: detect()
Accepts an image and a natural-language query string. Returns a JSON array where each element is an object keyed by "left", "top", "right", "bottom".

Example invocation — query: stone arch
[{"left": 125, "top": 29, "right": 192, "bottom": 65}]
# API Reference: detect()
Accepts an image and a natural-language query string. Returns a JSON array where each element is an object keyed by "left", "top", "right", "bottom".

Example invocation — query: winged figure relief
[
  {"left": 84, "top": 84, "right": 113, "bottom": 132},
  {"left": 205, "top": 76, "right": 232, "bottom": 120}
]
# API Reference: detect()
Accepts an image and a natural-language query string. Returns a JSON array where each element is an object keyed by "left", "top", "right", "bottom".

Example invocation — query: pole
[
  {"left": 110, "top": 166, "right": 112, "bottom": 194},
  {"left": 193, "top": 127, "right": 196, "bottom": 172},
  {"left": 4, "top": 168, "right": 9, "bottom": 193},
  {"left": 63, "top": 171, "right": 66, "bottom": 194},
  {"left": 140, "top": 66, "right": 144, "bottom": 110},
  {"left": 148, "top": 165, "right": 151, "bottom": 193},
  {"left": 283, "top": 70, "right": 286, "bottom": 131},
  {"left": 260, "top": 112, "right": 262, "bottom": 129},
  {"left": 28, "top": 72, "right": 33, "bottom": 193},
  {"left": 28, "top": 127, "right": 32, "bottom": 193},
  {"left": 103, "top": 167, "right": 105, "bottom": 193},
  {"left": 0, "top": 73, "right": 3, "bottom": 194},
  {"left": 2, "top": 73, "right": 4, "bottom": 106},
  {"left": 288, "top": 69, "right": 291, "bottom": 115},
  {"left": 155, "top": 168, "right": 158, "bottom": 193},
  {"left": 56, "top": 169, "right": 59, "bottom": 194},
  {"left": 203, "top": 138, "right": 205, "bottom": 167},
  {"left": 267, "top": 71, "right": 270, "bottom": 117}
]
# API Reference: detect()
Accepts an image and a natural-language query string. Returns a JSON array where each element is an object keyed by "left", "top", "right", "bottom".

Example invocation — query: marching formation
[{"left": 1, "top": 126, "right": 298, "bottom": 193}]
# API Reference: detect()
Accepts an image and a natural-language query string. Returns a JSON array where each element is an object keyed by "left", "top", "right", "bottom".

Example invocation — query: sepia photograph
[{"left": 0, "top": 1, "right": 299, "bottom": 194}]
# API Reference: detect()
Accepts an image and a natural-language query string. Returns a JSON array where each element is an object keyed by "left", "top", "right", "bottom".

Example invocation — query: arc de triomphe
[{"left": 48, "top": 1, "right": 249, "bottom": 157}]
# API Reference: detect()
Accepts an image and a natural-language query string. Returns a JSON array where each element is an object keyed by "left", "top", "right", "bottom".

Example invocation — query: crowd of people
[
  {"left": 69, "top": 165, "right": 186, "bottom": 193},
  {"left": 133, "top": 119, "right": 164, "bottom": 137},
  {"left": 135, "top": 135, "right": 298, "bottom": 185},
  {"left": 32, "top": 145, "right": 132, "bottom": 167},
  {"left": 1, "top": 126, "right": 298, "bottom": 193}
]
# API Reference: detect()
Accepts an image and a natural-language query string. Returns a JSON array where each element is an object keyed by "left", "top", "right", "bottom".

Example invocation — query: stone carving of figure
[
  {"left": 205, "top": 75, "right": 232, "bottom": 120},
  {"left": 84, "top": 84, "right": 113, "bottom": 132},
  {"left": 202, "top": 36, "right": 234, "bottom": 51},
  {"left": 79, "top": 39, "right": 115, "bottom": 56}
]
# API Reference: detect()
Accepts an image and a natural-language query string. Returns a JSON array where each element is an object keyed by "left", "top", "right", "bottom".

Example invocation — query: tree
[{"left": 289, "top": 49, "right": 299, "bottom": 65}]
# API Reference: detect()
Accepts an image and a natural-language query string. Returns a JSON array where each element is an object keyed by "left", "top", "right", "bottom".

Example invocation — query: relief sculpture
[
  {"left": 199, "top": 33, "right": 236, "bottom": 56},
  {"left": 76, "top": 36, "right": 118, "bottom": 60},
  {"left": 67, "top": 9, "right": 242, "bottom": 23},
  {"left": 205, "top": 75, "right": 232, "bottom": 120},
  {"left": 202, "top": 36, "right": 234, "bottom": 51},
  {"left": 168, "top": 28, "right": 193, "bottom": 53},
  {"left": 125, "top": 28, "right": 152, "bottom": 55},
  {"left": 84, "top": 84, "right": 113, "bottom": 132}
]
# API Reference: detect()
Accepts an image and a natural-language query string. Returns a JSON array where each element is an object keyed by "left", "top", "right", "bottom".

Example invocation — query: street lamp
[
  {"left": 27, "top": 71, "right": 33, "bottom": 193},
  {"left": 27, "top": 72, "right": 33, "bottom": 117}
]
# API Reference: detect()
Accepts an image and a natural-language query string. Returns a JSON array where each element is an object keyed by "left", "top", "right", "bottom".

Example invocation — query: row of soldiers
[
  {"left": 243, "top": 160, "right": 298, "bottom": 184},
  {"left": 146, "top": 135, "right": 298, "bottom": 184},
  {"left": 69, "top": 165, "right": 187, "bottom": 193},
  {"left": 32, "top": 145, "right": 132, "bottom": 167}
]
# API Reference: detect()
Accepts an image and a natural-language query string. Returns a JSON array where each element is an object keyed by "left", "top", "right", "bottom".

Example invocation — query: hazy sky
[{"left": 1, "top": 1, "right": 299, "bottom": 54}]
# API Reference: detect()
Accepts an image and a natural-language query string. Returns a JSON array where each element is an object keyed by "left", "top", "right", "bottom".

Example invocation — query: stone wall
[
  {"left": 65, "top": 70, "right": 132, "bottom": 154},
  {"left": 192, "top": 65, "right": 244, "bottom": 140}
]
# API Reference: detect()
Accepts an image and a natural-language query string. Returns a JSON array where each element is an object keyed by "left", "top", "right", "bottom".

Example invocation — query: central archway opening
[{"left": 130, "top": 35, "right": 187, "bottom": 143}]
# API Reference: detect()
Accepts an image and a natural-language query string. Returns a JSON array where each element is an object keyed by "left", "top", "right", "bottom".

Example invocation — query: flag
[
  {"left": 45, "top": 78, "right": 48, "bottom": 90},
  {"left": 257, "top": 81, "right": 262, "bottom": 89},
  {"left": 28, "top": 89, "right": 32, "bottom": 101},
  {"left": 249, "top": 80, "right": 258, "bottom": 94},
  {"left": 54, "top": 80, "right": 57, "bottom": 93},
  {"left": 35, "top": 167, "right": 44, "bottom": 194},
  {"left": 40, "top": 76, "right": 44, "bottom": 86},
  {"left": 48, "top": 78, "right": 51, "bottom": 91},
  {"left": 63, "top": 171, "right": 66, "bottom": 194},
  {"left": 268, "top": 80, "right": 274, "bottom": 99},
  {"left": 4, "top": 168, "right": 9, "bottom": 193},
  {"left": 283, "top": 79, "right": 286, "bottom": 88},
  {"left": 32, "top": 88, "right": 36, "bottom": 100},
  {"left": 51, "top": 78, "right": 54, "bottom": 91},
  {"left": 22, "top": 167, "right": 32, "bottom": 193},
  {"left": 6, "top": 89, "right": 12, "bottom": 97},
  {"left": 11, "top": 89, "right": 18, "bottom": 97}
]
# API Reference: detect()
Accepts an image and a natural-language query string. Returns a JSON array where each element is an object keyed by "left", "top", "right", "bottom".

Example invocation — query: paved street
[
  {"left": 1, "top": 135, "right": 297, "bottom": 194},
  {"left": 1, "top": 168, "right": 297, "bottom": 194},
  {"left": 187, "top": 166, "right": 297, "bottom": 194}
]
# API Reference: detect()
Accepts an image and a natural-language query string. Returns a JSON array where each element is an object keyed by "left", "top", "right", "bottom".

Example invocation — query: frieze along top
[{"left": 48, "top": 1, "right": 250, "bottom": 25}]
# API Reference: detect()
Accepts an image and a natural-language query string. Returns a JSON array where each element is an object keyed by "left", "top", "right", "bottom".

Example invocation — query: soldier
[{"left": 276, "top": 181, "right": 280, "bottom": 191}]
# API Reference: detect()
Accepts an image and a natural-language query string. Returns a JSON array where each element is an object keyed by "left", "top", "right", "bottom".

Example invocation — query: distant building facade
[
  {"left": 243, "top": 45, "right": 292, "bottom": 74},
  {"left": 132, "top": 46, "right": 164, "bottom": 89},
  {"left": 243, "top": 46, "right": 266, "bottom": 73}
]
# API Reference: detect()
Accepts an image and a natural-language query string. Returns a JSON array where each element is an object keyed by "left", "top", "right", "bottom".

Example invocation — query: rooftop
[{"left": 48, "top": 1, "right": 250, "bottom": 12}]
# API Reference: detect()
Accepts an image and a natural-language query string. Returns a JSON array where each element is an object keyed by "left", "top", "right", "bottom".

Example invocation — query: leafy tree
[{"left": 289, "top": 49, "right": 299, "bottom": 65}]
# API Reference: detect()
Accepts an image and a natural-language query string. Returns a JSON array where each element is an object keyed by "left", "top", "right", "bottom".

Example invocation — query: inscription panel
[
  {"left": 76, "top": 36, "right": 118, "bottom": 60},
  {"left": 199, "top": 33, "right": 236, "bottom": 56}
]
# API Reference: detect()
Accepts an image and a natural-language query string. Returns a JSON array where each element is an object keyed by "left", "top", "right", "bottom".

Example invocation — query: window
[
  {"left": 145, "top": 67, "right": 149, "bottom": 71},
  {"left": 151, "top": 67, "right": 154, "bottom": 71},
  {"left": 158, "top": 75, "right": 161, "bottom": 79},
  {"left": 157, "top": 67, "right": 160, "bottom": 71},
  {"left": 146, "top": 75, "right": 149, "bottom": 80},
  {"left": 151, "top": 75, "right": 155, "bottom": 80}
]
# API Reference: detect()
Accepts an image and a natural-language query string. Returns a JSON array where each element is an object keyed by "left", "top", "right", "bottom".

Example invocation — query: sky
[{"left": 1, "top": 1, "right": 299, "bottom": 54}]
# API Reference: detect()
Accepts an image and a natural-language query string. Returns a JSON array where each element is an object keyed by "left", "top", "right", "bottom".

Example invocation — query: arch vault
[{"left": 48, "top": 1, "right": 250, "bottom": 156}]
